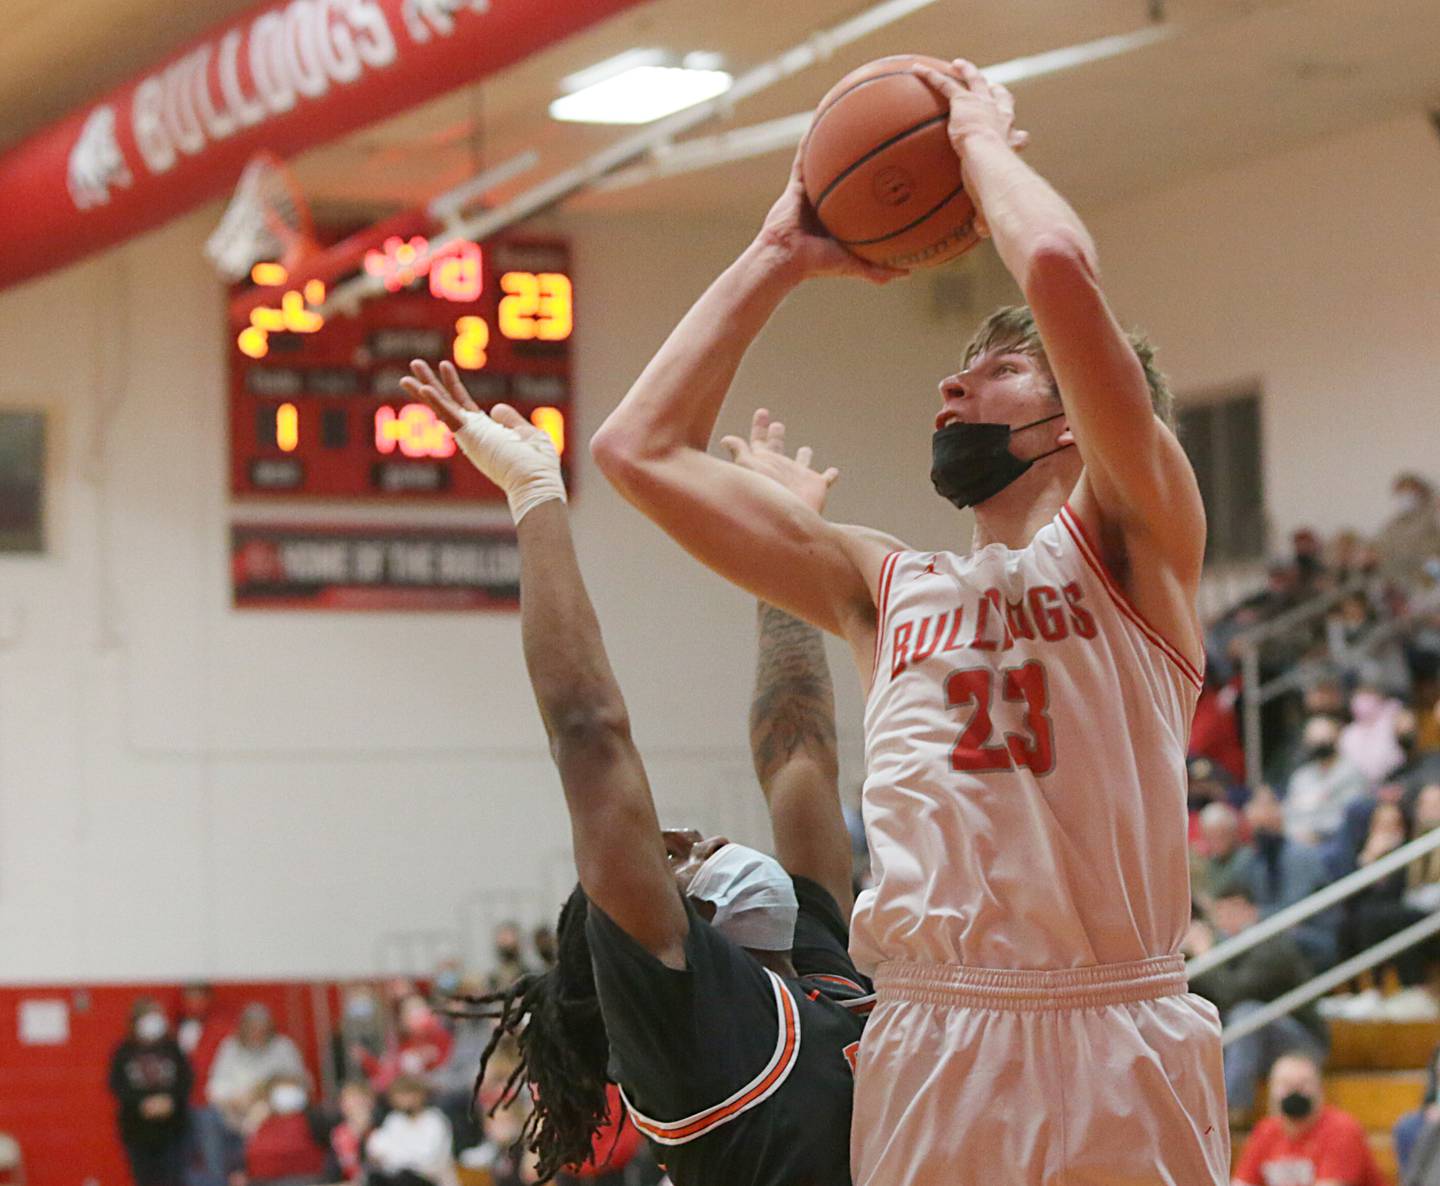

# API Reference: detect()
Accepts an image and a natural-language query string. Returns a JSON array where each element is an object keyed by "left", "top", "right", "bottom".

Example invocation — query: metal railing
[
  {"left": 1233, "top": 576, "right": 1369, "bottom": 788},
  {"left": 1185, "top": 825, "right": 1440, "bottom": 1045}
]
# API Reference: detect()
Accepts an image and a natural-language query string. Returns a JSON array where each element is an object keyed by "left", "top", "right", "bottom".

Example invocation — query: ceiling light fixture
[{"left": 550, "top": 49, "right": 732, "bottom": 125}]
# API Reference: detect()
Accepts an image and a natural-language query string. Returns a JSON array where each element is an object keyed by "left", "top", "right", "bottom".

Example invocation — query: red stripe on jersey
[
  {"left": 621, "top": 970, "right": 801, "bottom": 1145},
  {"left": 1058, "top": 504, "right": 1204, "bottom": 691},
  {"left": 868, "top": 551, "right": 902, "bottom": 692}
]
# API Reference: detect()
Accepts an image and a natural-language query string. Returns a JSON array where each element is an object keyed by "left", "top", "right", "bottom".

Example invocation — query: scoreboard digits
[{"left": 229, "top": 237, "right": 573, "bottom": 501}]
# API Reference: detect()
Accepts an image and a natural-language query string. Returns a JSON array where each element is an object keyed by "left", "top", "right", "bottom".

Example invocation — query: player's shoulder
[{"left": 834, "top": 523, "right": 911, "bottom": 577}]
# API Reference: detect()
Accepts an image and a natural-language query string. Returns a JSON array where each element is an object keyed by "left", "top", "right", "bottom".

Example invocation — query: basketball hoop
[{"left": 205, "top": 151, "right": 316, "bottom": 282}]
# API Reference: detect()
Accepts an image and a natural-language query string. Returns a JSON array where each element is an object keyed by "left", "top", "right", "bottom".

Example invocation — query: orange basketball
[{"left": 801, "top": 54, "right": 979, "bottom": 271}]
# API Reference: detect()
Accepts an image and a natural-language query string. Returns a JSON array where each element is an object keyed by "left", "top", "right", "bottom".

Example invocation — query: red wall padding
[{"left": 0, "top": 982, "right": 335, "bottom": 1186}]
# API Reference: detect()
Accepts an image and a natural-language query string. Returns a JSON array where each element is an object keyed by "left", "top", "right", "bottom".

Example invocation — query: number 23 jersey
[{"left": 851, "top": 503, "right": 1204, "bottom": 974}]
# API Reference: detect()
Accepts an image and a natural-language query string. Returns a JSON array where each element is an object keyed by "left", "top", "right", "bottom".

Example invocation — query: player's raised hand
[
  {"left": 401, "top": 358, "right": 479, "bottom": 430},
  {"left": 720, "top": 408, "right": 839, "bottom": 515},
  {"left": 752, "top": 145, "right": 905, "bottom": 286},
  {"left": 910, "top": 59, "right": 1029, "bottom": 157},
  {"left": 401, "top": 359, "right": 564, "bottom": 522}
]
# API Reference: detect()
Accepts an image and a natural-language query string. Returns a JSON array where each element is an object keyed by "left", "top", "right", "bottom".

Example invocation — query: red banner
[{"left": 0, "top": 0, "right": 644, "bottom": 293}]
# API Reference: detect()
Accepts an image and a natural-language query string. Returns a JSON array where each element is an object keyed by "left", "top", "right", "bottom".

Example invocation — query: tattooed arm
[
  {"left": 751, "top": 600, "right": 853, "bottom": 915},
  {"left": 725, "top": 412, "right": 854, "bottom": 914}
]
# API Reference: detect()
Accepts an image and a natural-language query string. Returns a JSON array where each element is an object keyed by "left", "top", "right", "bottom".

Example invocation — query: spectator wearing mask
[
  {"left": 199, "top": 1004, "right": 307, "bottom": 1186},
  {"left": 338, "top": 986, "right": 385, "bottom": 1084},
  {"left": 1339, "top": 685, "right": 1409, "bottom": 784},
  {"left": 1245, "top": 788, "right": 1338, "bottom": 969},
  {"left": 109, "top": 998, "right": 193, "bottom": 1186},
  {"left": 1327, "top": 593, "right": 1412, "bottom": 698},
  {"left": 241, "top": 1075, "right": 328, "bottom": 1186},
  {"left": 354, "top": 994, "right": 453, "bottom": 1094},
  {"left": 365, "top": 1075, "right": 457, "bottom": 1186},
  {"left": 1233, "top": 1053, "right": 1386, "bottom": 1186},
  {"left": 1338, "top": 799, "right": 1438, "bottom": 1019},
  {"left": 1267, "top": 677, "right": 1348, "bottom": 791},
  {"left": 1376, "top": 473, "right": 1440, "bottom": 590},
  {"left": 1284, "top": 716, "right": 1370, "bottom": 845},
  {"left": 1186, "top": 882, "right": 1326, "bottom": 1124},
  {"left": 488, "top": 923, "right": 530, "bottom": 992},
  {"left": 431, "top": 961, "right": 463, "bottom": 1000},
  {"left": 176, "top": 984, "right": 230, "bottom": 1112},
  {"left": 1291, "top": 527, "right": 1330, "bottom": 595},
  {"left": 1190, "top": 802, "right": 1257, "bottom": 907},
  {"left": 1396, "top": 1045, "right": 1440, "bottom": 1180},
  {"left": 532, "top": 925, "right": 558, "bottom": 972},
  {"left": 329, "top": 1080, "right": 377, "bottom": 1182}
]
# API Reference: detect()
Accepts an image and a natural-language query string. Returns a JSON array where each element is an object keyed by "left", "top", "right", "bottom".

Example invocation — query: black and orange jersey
[{"left": 586, "top": 876, "right": 873, "bottom": 1186}]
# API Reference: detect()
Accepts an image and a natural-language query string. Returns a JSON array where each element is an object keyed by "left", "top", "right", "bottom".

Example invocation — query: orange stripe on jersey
[
  {"left": 868, "top": 551, "right": 902, "bottom": 692},
  {"left": 620, "top": 969, "right": 801, "bottom": 1146},
  {"left": 1058, "top": 503, "right": 1204, "bottom": 691}
]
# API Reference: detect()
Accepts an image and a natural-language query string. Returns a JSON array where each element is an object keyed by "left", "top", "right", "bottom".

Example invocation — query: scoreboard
[{"left": 228, "top": 236, "right": 573, "bottom": 501}]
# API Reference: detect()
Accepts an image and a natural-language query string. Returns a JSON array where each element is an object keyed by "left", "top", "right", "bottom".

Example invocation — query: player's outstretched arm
[
  {"left": 751, "top": 603, "right": 853, "bottom": 916},
  {"left": 591, "top": 150, "right": 898, "bottom": 645},
  {"left": 914, "top": 61, "right": 1205, "bottom": 585},
  {"left": 401, "top": 361, "right": 689, "bottom": 970},
  {"left": 735, "top": 420, "right": 853, "bottom": 914}
]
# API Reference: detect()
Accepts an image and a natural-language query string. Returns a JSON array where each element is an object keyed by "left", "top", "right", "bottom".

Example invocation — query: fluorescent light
[
  {"left": 550, "top": 64, "right": 733, "bottom": 125},
  {"left": 559, "top": 48, "right": 669, "bottom": 95}
]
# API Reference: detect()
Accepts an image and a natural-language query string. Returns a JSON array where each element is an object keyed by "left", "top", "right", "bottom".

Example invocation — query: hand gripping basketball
[{"left": 400, "top": 359, "right": 565, "bottom": 523}]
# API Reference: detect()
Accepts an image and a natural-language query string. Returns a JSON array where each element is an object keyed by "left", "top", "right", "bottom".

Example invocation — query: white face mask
[
  {"left": 1396, "top": 489, "right": 1424, "bottom": 515},
  {"left": 687, "top": 844, "right": 798, "bottom": 952},
  {"left": 269, "top": 1083, "right": 308, "bottom": 1114},
  {"left": 136, "top": 1012, "right": 167, "bottom": 1043}
]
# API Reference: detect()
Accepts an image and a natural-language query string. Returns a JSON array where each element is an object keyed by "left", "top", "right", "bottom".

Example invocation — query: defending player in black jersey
[{"left": 401, "top": 360, "right": 872, "bottom": 1186}]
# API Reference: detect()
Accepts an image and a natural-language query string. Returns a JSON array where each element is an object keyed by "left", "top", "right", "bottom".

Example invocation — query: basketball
[{"left": 801, "top": 54, "right": 980, "bottom": 271}]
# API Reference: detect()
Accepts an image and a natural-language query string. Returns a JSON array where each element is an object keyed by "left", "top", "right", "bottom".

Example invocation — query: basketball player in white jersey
[{"left": 593, "top": 58, "right": 1228, "bottom": 1185}]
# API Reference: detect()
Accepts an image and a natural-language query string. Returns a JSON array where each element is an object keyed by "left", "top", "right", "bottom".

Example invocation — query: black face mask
[
  {"left": 1279, "top": 1091, "right": 1314, "bottom": 1120},
  {"left": 1253, "top": 829, "right": 1284, "bottom": 857},
  {"left": 930, "top": 412, "right": 1071, "bottom": 510},
  {"left": 1309, "top": 743, "right": 1338, "bottom": 762}
]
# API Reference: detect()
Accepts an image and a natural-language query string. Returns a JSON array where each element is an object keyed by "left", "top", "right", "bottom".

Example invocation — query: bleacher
[{"left": 1232, "top": 1016, "right": 1433, "bottom": 1178}]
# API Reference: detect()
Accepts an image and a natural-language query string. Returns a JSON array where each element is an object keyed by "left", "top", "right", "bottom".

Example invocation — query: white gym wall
[{"left": 0, "top": 110, "right": 1436, "bottom": 980}]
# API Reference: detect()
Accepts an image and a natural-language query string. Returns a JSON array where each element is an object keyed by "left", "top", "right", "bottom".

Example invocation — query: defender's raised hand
[
  {"left": 400, "top": 359, "right": 564, "bottom": 522},
  {"left": 720, "top": 408, "right": 840, "bottom": 515}
]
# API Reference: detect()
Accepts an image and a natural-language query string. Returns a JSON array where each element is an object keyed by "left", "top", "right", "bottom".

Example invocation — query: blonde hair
[{"left": 963, "top": 305, "right": 1175, "bottom": 430}]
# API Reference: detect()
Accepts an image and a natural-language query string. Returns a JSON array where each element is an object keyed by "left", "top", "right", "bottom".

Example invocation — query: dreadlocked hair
[{"left": 444, "top": 885, "right": 612, "bottom": 1183}]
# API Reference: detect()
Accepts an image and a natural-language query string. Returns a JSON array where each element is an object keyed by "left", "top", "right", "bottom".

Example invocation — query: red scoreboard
[{"left": 228, "top": 236, "right": 572, "bottom": 501}]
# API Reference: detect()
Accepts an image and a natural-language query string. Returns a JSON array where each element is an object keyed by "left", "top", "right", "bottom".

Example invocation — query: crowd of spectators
[
  {"left": 107, "top": 473, "right": 1440, "bottom": 1185},
  {"left": 108, "top": 923, "right": 662, "bottom": 1186},
  {"left": 1178, "top": 472, "right": 1440, "bottom": 1178}
]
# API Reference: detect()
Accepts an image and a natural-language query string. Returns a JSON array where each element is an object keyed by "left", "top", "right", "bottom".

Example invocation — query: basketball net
[{"left": 205, "top": 151, "right": 317, "bottom": 282}]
